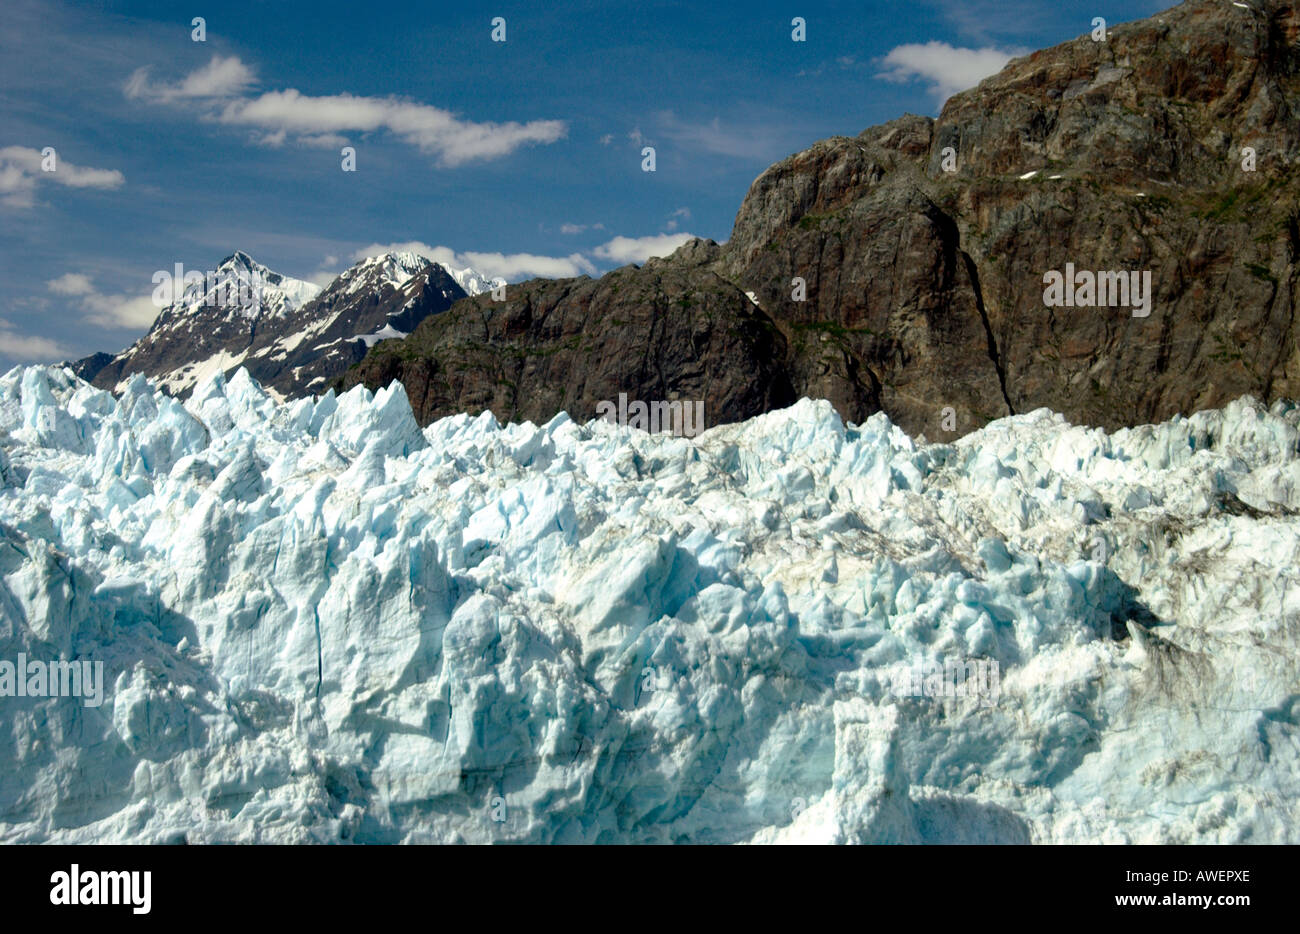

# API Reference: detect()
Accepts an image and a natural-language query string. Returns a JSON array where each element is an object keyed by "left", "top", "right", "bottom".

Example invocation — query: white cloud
[
  {"left": 0, "top": 319, "right": 72, "bottom": 363},
  {"left": 591, "top": 233, "right": 696, "bottom": 265},
  {"left": 307, "top": 255, "right": 344, "bottom": 287},
  {"left": 0, "top": 147, "right": 124, "bottom": 209},
  {"left": 253, "top": 129, "right": 288, "bottom": 148},
  {"left": 125, "top": 57, "right": 565, "bottom": 167},
  {"left": 351, "top": 228, "right": 702, "bottom": 282},
  {"left": 308, "top": 271, "right": 340, "bottom": 287},
  {"left": 47, "top": 272, "right": 94, "bottom": 296},
  {"left": 354, "top": 231, "right": 698, "bottom": 283},
  {"left": 462, "top": 250, "right": 596, "bottom": 280},
  {"left": 217, "top": 90, "right": 566, "bottom": 166},
  {"left": 876, "top": 42, "right": 1016, "bottom": 103},
  {"left": 82, "top": 294, "right": 159, "bottom": 330},
  {"left": 124, "top": 54, "right": 256, "bottom": 102},
  {"left": 352, "top": 242, "right": 596, "bottom": 281},
  {"left": 46, "top": 275, "right": 157, "bottom": 330},
  {"left": 559, "top": 222, "right": 604, "bottom": 235},
  {"left": 0, "top": 165, "right": 35, "bottom": 209},
  {"left": 297, "top": 132, "right": 350, "bottom": 149},
  {"left": 665, "top": 207, "right": 691, "bottom": 231}
]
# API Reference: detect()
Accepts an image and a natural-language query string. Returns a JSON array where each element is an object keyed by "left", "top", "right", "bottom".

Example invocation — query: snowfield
[{"left": 1, "top": 365, "right": 1298, "bottom": 844}]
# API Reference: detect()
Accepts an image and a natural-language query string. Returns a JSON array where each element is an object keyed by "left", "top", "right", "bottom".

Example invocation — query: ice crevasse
[{"left": 0, "top": 364, "right": 1298, "bottom": 843}]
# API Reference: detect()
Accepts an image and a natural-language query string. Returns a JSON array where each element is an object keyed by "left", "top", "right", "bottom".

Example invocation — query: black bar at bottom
[{"left": 0, "top": 844, "right": 1277, "bottom": 922}]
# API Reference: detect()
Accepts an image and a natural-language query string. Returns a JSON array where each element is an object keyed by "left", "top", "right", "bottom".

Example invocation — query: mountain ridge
[
  {"left": 343, "top": 0, "right": 1300, "bottom": 438},
  {"left": 74, "top": 251, "right": 493, "bottom": 400}
]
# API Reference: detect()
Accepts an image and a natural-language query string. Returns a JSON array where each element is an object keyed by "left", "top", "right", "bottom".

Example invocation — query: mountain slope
[
  {"left": 724, "top": 0, "right": 1300, "bottom": 435},
  {"left": 235, "top": 252, "right": 470, "bottom": 399},
  {"left": 81, "top": 251, "right": 322, "bottom": 396},
  {"left": 78, "top": 251, "right": 488, "bottom": 401},
  {"left": 338, "top": 238, "right": 795, "bottom": 430},
  {"left": 345, "top": 0, "right": 1300, "bottom": 438}
]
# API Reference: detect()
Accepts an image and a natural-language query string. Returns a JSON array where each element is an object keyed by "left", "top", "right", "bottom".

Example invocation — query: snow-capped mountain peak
[
  {"left": 443, "top": 264, "right": 496, "bottom": 296},
  {"left": 169, "top": 250, "right": 320, "bottom": 320},
  {"left": 340, "top": 251, "right": 433, "bottom": 296},
  {"left": 76, "top": 249, "right": 483, "bottom": 403},
  {"left": 348, "top": 250, "right": 495, "bottom": 297}
]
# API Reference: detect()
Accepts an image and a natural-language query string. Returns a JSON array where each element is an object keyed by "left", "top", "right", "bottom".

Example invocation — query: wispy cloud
[
  {"left": 591, "top": 232, "right": 696, "bottom": 265},
  {"left": 876, "top": 42, "right": 1018, "bottom": 103},
  {"left": 124, "top": 54, "right": 256, "bottom": 103},
  {"left": 797, "top": 55, "right": 870, "bottom": 79},
  {"left": 653, "top": 111, "right": 791, "bottom": 162},
  {"left": 0, "top": 146, "right": 123, "bottom": 209},
  {"left": 47, "top": 273, "right": 95, "bottom": 296},
  {"left": 559, "top": 222, "right": 604, "bottom": 235},
  {"left": 127, "top": 55, "right": 567, "bottom": 167},
  {"left": 356, "top": 231, "right": 696, "bottom": 279},
  {"left": 220, "top": 90, "right": 567, "bottom": 166},
  {"left": 46, "top": 273, "right": 157, "bottom": 330},
  {"left": 915, "top": 0, "right": 1083, "bottom": 46},
  {"left": 0, "top": 318, "right": 71, "bottom": 363},
  {"left": 353, "top": 242, "right": 596, "bottom": 281},
  {"left": 307, "top": 255, "right": 343, "bottom": 287}
]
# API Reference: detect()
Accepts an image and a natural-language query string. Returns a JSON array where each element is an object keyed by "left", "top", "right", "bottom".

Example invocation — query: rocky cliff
[{"left": 344, "top": 0, "right": 1300, "bottom": 438}]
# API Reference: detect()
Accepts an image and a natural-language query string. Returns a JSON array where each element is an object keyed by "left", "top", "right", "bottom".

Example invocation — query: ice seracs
[{"left": 0, "top": 364, "right": 1297, "bottom": 843}]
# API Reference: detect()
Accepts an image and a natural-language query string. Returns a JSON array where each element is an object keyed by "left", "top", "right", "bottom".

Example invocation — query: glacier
[{"left": 1, "top": 364, "right": 1298, "bottom": 844}]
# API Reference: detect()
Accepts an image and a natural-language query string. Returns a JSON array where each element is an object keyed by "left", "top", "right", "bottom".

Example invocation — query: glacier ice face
[{"left": 1, "top": 364, "right": 1298, "bottom": 843}]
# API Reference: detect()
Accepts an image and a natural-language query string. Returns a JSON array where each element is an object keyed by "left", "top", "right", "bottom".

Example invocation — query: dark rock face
[
  {"left": 720, "top": 119, "right": 1016, "bottom": 433},
  {"left": 70, "top": 351, "right": 113, "bottom": 384},
  {"left": 345, "top": 0, "right": 1300, "bottom": 438},
  {"left": 245, "top": 257, "right": 466, "bottom": 399},
  {"left": 917, "top": 0, "right": 1300, "bottom": 432},
  {"left": 346, "top": 239, "right": 796, "bottom": 429}
]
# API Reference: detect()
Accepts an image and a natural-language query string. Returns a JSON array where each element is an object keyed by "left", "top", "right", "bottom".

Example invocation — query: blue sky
[{"left": 0, "top": 0, "right": 1168, "bottom": 366}]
